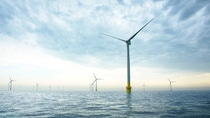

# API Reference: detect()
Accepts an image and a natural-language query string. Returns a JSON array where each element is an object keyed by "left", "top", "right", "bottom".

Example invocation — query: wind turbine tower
[
  {"left": 168, "top": 79, "right": 175, "bottom": 91},
  {"left": 8, "top": 76, "right": 15, "bottom": 90},
  {"left": 101, "top": 18, "right": 154, "bottom": 93}
]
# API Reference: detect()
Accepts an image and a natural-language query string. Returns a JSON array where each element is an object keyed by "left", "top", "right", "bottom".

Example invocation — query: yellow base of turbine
[{"left": 126, "top": 83, "right": 132, "bottom": 93}]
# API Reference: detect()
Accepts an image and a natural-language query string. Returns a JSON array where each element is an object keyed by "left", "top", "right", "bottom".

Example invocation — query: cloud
[
  {"left": 0, "top": 0, "right": 210, "bottom": 90},
  {"left": 163, "top": 0, "right": 210, "bottom": 21},
  {"left": 145, "top": 0, "right": 210, "bottom": 71}
]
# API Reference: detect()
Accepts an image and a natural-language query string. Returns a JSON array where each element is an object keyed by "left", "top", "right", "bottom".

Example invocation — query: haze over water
[{"left": 1, "top": 90, "right": 210, "bottom": 117}]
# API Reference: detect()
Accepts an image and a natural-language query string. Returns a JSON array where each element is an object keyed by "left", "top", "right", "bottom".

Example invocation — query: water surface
[{"left": 1, "top": 91, "right": 210, "bottom": 117}]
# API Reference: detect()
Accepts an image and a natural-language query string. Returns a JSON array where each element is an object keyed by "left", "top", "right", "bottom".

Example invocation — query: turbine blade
[
  {"left": 128, "top": 18, "right": 154, "bottom": 41},
  {"left": 92, "top": 78, "right": 97, "bottom": 85},
  {"left": 168, "top": 79, "right": 171, "bottom": 83},
  {"left": 93, "top": 73, "right": 97, "bottom": 79},
  {"left": 92, "top": 79, "right": 97, "bottom": 84},
  {"left": 101, "top": 33, "right": 126, "bottom": 42}
]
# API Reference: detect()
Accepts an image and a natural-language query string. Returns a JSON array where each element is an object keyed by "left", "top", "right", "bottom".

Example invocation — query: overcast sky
[{"left": 0, "top": 0, "right": 210, "bottom": 91}]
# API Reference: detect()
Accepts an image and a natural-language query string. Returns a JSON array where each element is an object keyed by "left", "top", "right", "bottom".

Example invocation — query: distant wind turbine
[
  {"left": 91, "top": 73, "right": 102, "bottom": 92},
  {"left": 62, "top": 87, "right": 64, "bottom": 91},
  {"left": 36, "top": 83, "right": 39, "bottom": 91},
  {"left": 168, "top": 79, "right": 175, "bottom": 91},
  {"left": 101, "top": 18, "right": 154, "bottom": 93},
  {"left": 57, "top": 86, "right": 59, "bottom": 91},
  {"left": 8, "top": 76, "right": 15, "bottom": 90},
  {"left": 49, "top": 85, "right": 51, "bottom": 91},
  {"left": 143, "top": 83, "right": 146, "bottom": 92}
]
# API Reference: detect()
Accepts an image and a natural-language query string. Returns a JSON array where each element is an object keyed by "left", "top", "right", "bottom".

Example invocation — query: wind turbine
[
  {"left": 36, "top": 83, "right": 39, "bottom": 91},
  {"left": 57, "top": 86, "right": 59, "bottom": 91},
  {"left": 49, "top": 85, "right": 51, "bottom": 91},
  {"left": 92, "top": 73, "right": 102, "bottom": 92},
  {"left": 143, "top": 83, "right": 146, "bottom": 92},
  {"left": 101, "top": 18, "right": 154, "bottom": 93},
  {"left": 168, "top": 79, "right": 175, "bottom": 91},
  {"left": 8, "top": 76, "right": 15, "bottom": 90}
]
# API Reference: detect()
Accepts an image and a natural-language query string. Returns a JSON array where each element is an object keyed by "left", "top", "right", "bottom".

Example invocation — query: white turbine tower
[
  {"left": 92, "top": 73, "right": 102, "bottom": 92},
  {"left": 101, "top": 18, "right": 154, "bottom": 93},
  {"left": 8, "top": 76, "right": 15, "bottom": 90},
  {"left": 168, "top": 79, "right": 175, "bottom": 91}
]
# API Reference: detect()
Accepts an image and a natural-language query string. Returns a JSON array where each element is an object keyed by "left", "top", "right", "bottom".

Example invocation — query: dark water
[{"left": 0, "top": 91, "right": 210, "bottom": 118}]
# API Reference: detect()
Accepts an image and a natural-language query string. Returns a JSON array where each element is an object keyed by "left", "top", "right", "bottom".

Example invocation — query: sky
[{"left": 0, "top": 0, "right": 210, "bottom": 91}]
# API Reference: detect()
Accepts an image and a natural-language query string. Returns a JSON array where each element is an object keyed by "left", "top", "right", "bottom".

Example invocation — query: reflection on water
[
  {"left": 126, "top": 93, "right": 133, "bottom": 117},
  {"left": 0, "top": 91, "right": 210, "bottom": 117}
]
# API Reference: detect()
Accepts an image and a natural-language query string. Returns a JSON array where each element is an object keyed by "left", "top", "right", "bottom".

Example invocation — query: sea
[{"left": 0, "top": 90, "right": 210, "bottom": 118}]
